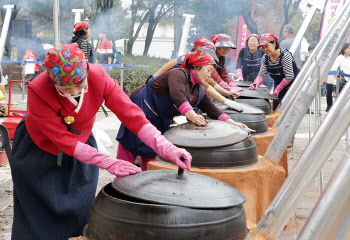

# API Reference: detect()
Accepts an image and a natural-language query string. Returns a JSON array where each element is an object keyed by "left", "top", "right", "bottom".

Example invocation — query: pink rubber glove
[
  {"left": 138, "top": 123, "right": 192, "bottom": 170},
  {"left": 236, "top": 68, "right": 244, "bottom": 81},
  {"left": 219, "top": 80, "right": 231, "bottom": 91},
  {"left": 273, "top": 78, "right": 290, "bottom": 97},
  {"left": 73, "top": 142, "right": 142, "bottom": 177},
  {"left": 228, "top": 83, "right": 244, "bottom": 92},
  {"left": 249, "top": 76, "right": 265, "bottom": 90}
]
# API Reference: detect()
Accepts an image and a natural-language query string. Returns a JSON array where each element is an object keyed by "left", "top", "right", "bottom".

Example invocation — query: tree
[
  {"left": 279, "top": 0, "right": 302, "bottom": 39},
  {"left": 239, "top": 0, "right": 258, "bottom": 34},
  {"left": 126, "top": 0, "right": 150, "bottom": 55},
  {"left": 143, "top": 0, "right": 174, "bottom": 56}
]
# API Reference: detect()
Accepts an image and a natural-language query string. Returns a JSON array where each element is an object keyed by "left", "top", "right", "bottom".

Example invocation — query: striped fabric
[
  {"left": 258, "top": 50, "right": 295, "bottom": 82},
  {"left": 78, "top": 39, "right": 92, "bottom": 61}
]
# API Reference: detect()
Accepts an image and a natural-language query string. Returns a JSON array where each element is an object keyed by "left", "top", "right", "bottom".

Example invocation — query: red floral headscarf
[
  {"left": 211, "top": 34, "right": 237, "bottom": 49},
  {"left": 258, "top": 33, "right": 279, "bottom": 48},
  {"left": 193, "top": 37, "right": 219, "bottom": 61},
  {"left": 73, "top": 21, "right": 89, "bottom": 33},
  {"left": 182, "top": 50, "right": 216, "bottom": 68},
  {"left": 44, "top": 43, "right": 87, "bottom": 86}
]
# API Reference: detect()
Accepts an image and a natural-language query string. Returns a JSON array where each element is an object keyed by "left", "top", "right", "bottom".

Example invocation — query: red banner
[
  {"left": 319, "top": 0, "right": 347, "bottom": 40},
  {"left": 235, "top": 15, "right": 252, "bottom": 60}
]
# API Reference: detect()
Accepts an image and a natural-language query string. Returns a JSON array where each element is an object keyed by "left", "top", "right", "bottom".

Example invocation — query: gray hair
[{"left": 283, "top": 24, "right": 294, "bottom": 35}]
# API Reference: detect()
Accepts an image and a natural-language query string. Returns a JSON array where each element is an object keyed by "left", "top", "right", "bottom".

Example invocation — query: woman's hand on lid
[
  {"left": 226, "top": 90, "right": 240, "bottom": 98},
  {"left": 191, "top": 114, "right": 207, "bottom": 126}
]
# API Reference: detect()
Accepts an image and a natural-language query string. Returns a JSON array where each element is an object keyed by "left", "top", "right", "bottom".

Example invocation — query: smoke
[{"left": 184, "top": 0, "right": 243, "bottom": 49}]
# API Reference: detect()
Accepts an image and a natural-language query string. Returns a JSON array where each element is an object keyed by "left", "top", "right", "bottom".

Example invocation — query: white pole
[
  {"left": 72, "top": 9, "right": 84, "bottom": 24},
  {"left": 0, "top": 5, "right": 15, "bottom": 68},
  {"left": 177, "top": 14, "right": 195, "bottom": 57},
  {"left": 53, "top": 0, "right": 60, "bottom": 47}
]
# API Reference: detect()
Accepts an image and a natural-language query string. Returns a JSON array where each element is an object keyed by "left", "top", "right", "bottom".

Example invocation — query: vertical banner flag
[
  {"left": 319, "top": 0, "right": 347, "bottom": 40},
  {"left": 235, "top": 15, "right": 252, "bottom": 61}
]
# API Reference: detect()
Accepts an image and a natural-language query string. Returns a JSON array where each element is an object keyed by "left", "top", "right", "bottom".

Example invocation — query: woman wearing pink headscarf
[
  {"left": 117, "top": 49, "right": 247, "bottom": 170},
  {"left": 211, "top": 34, "right": 243, "bottom": 92},
  {"left": 248, "top": 33, "right": 299, "bottom": 110},
  {"left": 9, "top": 43, "right": 191, "bottom": 239}
]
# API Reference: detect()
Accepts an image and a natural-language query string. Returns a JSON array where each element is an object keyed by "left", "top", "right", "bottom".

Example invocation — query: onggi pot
[{"left": 84, "top": 169, "right": 249, "bottom": 240}]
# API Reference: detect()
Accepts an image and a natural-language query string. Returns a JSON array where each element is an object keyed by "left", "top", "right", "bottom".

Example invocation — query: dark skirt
[{"left": 10, "top": 118, "right": 99, "bottom": 240}]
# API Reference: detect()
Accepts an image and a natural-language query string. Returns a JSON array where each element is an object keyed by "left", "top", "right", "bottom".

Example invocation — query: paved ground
[{"left": 0, "top": 85, "right": 347, "bottom": 240}]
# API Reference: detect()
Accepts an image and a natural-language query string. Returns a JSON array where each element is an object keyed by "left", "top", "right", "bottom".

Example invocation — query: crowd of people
[{"left": 8, "top": 19, "right": 350, "bottom": 239}]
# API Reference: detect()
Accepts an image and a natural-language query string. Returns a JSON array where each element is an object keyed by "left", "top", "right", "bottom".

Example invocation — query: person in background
[
  {"left": 9, "top": 43, "right": 191, "bottom": 239},
  {"left": 211, "top": 34, "right": 243, "bottom": 92},
  {"left": 22, "top": 30, "right": 46, "bottom": 84},
  {"left": 235, "top": 33, "right": 274, "bottom": 91},
  {"left": 326, "top": 43, "right": 350, "bottom": 112},
  {"left": 71, "top": 21, "right": 94, "bottom": 63},
  {"left": 96, "top": 29, "right": 113, "bottom": 74},
  {"left": 32, "top": 30, "right": 46, "bottom": 61},
  {"left": 280, "top": 24, "right": 301, "bottom": 69},
  {"left": 153, "top": 36, "right": 243, "bottom": 111},
  {"left": 117, "top": 50, "right": 248, "bottom": 170}
]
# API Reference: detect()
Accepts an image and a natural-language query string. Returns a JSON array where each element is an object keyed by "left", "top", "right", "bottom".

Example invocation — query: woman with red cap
[
  {"left": 153, "top": 36, "right": 243, "bottom": 111},
  {"left": 9, "top": 43, "right": 191, "bottom": 239},
  {"left": 249, "top": 33, "right": 299, "bottom": 110},
  {"left": 211, "top": 34, "right": 243, "bottom": 92},
  {"left": 71, "top": 21, "right": 94, "bottom": 63},
  {"left": 117, "top": 49, "right": 247, "bottom": 170}
]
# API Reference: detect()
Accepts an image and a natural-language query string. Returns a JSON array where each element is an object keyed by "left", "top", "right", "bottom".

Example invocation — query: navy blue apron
[
  {"left": 216, "top": 56, "right": 226, "bottom": 73},
  {"left": 266, "top": 50, "right": 299, "bottom": 110},
  {"left": 10, "top": 117, "right": 99, "bottom": 240},
  {"left": 117, "top": 69, "right": 204, "bottom": 157},
  {"left": 242, "top": 47, "right": 263, "bottom": 82}
]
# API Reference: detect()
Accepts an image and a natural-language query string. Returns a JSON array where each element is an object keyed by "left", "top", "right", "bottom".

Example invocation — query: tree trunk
[
  {"left": 143, "top": 10, "right": 155, "bottom": 56},
  {"left": 242, "top": 13, "right": 258, "bottom": 34}
]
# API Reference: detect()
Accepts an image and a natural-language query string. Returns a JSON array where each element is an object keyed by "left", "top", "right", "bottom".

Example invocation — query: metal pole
[
  {"left": 120, "top": 63, "right": 124, "bottom": 90},
  {"left": 177, "top": 14, "right": 195, "bottom": 57},
  {"left": 21, "top": 60, "right": 25, "bottom": 101},
  {"left": 72, "top": 9, "right": 84, "bottom": 24},
  {"left": 336, "top": 68, "right": 340, "bottom": 99},
  {"left": 53, "top": 0, "right": 60, "bottom": 47},
  {"left": 298, "top": 147, "right": 350, "bottom": 240},
  {"left": 0, "top": 5, "right": 15, "bottom": 69},
  {"left": 255, "top": 81, "right": 350, "bottom": 239},
  {"left": 264, "top": 2, "right": 350, "bottom": 163},
  {"left": 318, "top": 66, "right": 322, "bottom": 119},
  {"left": 309, "top": 100, "right": 312, "bottom": 141},
  {"left": 318, "top": 65, "right": 323, "bottom": 195}
]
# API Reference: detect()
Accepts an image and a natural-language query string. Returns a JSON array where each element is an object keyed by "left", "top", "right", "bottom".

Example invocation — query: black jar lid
[
  {"left": 238, "top": 89, "right": 278, "bottom": 100},
  {"left": 234, "top": 81, "right": 268, "bottom": 89},
  {"left": 112, "top": 170, "right": 246, "bottom": 209},
  {"left": 163, "top": 120, "right": 248, "bottom": 148},
  {"left": 215, "top": 102, "right": 265, "bottom": 115}
]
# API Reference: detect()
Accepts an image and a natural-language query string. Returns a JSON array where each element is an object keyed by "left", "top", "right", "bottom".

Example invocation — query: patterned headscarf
[
  {"left": 182, "top": 50, "right": 216, "bottom": 68},
  {"left": 211, "top": 34, "right": 237, "bottom": 49},
  {"left": 193, "top": 37, "right": 219, "bottom": 61},
  {"left": 44, "top": 43, "right": 87, "bottom": 86},
  {"left": 258, "top": 33, "right": 279, "bottom": 48},
  {"left": 73, "top": 21, "right": 89, "bottom": 33}
]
